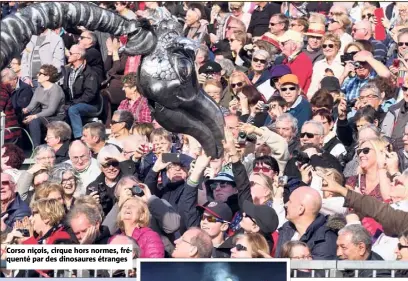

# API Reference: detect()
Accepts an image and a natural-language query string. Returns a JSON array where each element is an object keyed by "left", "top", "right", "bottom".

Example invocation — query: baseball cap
[
  {"left": 206, "top": 169, "right": 235, "bottom": 184},
  {"left": 270, "top": 65, "right": 292, "bottom": 79},
  {"left": 279, "top": 74, "right": 299, "bottom": 86},
  {"left": 199, "top": 61, "right": 222, "bottom": 74},
  {"left": 320, "top": 76, "right": 341, "bottom": 92},
  {"left": 278, "top": 30, "right": 304, "bottom": 44},
  {"left": 243, "top": 200, "right": 279, "bottom": 234},
  {"left": 198, "top": 201, "right": 233, "bottom": 222}
]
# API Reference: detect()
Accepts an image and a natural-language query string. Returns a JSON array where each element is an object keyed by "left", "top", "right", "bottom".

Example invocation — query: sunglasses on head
[
  {"left": 398, "top": 42, "right": 408, "bottom": 47},
  {"left": 253, "top": 58, "right": 267, "bottom": 64},
  {"left": 101, "top": 160, "right": 120, "bottom": 168},
  {"left": 300, "top": 132, "right": 318, "bottom": 138},
  {"left": 281, "top": 86, "right": 297, "bottom": 92},
  {"left": 398, "top": 243, "right": 408, "bottom": 251},
  {"left": 362, "top": 13, "right": 373, "bottom": 20},
  {"left": 231, "top": 82, "right": 244, "bottom": 88},
  {"left": 201, "top": 215, "right": 224, "bottom": 223},
  {"left": 323, "top": 44, "right": 334, "bottom": 49},
  {"left": 356, "top": 147, "right": 371, "bottom": 155},
  {"left": 234, "top": 244, "right": 248, "bottom": 251},
  {"left": 253, "top": 166, "right": 272, "bottom": 173}
]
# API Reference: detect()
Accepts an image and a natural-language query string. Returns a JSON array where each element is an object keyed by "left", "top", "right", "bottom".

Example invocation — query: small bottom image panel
[{"left": 137, "top": 259, "right": 289, "bottom": 281}]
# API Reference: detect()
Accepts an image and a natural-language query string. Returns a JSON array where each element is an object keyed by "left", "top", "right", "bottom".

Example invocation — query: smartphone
[
  {"left": 162, "top": 153, "right": 181, "bottom": 163},
  {"left": 278, "top": 176, "right": 288, "bottom": 186},
  {"left": 374, "top": 8, "right": 386, "bottom": 41},
  {"left": 17, "top": 229, "right": 30, "bottom": 237}
]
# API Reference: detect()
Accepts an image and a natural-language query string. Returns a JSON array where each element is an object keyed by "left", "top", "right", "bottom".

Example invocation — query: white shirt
[{"left": 65, "top": 158, "right": 101, "bottom": 195}]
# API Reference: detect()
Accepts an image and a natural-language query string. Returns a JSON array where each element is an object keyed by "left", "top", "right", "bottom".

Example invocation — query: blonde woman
[
  {"left": 307, "top": 33, "right": 344, "bottom": 99},
  {"left": 345, "top": 138, "right": 393, "bottom": 202},
  {"left": 203, "top": 79, "right": 229, "bottom": 115},
  {"left": 231, "top": 232, "right": 270, "bottom": 258},
  {"left": 117, "top": 197, "right": 165, "bottom": 258},
  {"left": 229, "top": 2, "right": 251, "bottom": 30},
  {"left": 327, "top": 13, "right": 352, "bottom": 54}
]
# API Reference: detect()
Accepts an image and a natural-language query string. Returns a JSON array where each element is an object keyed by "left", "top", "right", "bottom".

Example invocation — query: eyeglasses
[
  {"left": 398, "top": 243, "right": 408, "bottom": 251},
  {"left": 101, "top": 160, "right": 120, "bottom": 169},
  {"left": 201, "top": 215, "right": 224, "bottom": 223},
  {"left": 300, "top": 132, "right": 319, "bottom": 138},
  {"left": 229, "top": 38, "right": 237, "bottom": 43},
  {"left": 37, "top": 72, "right": 47, "bottom": 76},
  {"left": 45, "top": 135, "right": 56, "bottom": 140},
  {"left": 209, "top": 181, "right": 234, "bottom": 190},
  {"left": 62, "top": 177, "right": 76, "bottom": 184},
  {"left": 402, "top": 86, "right": 408, "bottom": 92},
  {"left": 398, "top": 42, "right": 408, "bottom": 47},
  {"left": 231, "top": 82, "right": 244, "bottom": 88},
  {"left": 71, "top": 154, "right": 89, "bottom": 163},
  {"left": 322, "top": 44, "right": 335, "bottom": 49},
  {"left": 362, "top": 13, "right": 373, "bottom": 20},
  {"left": 1, "top": 180, "right": 12, "bottom": 186},
  {"left": 226, "top": 26, "right": 239, "bottom": 30},
  {"left": 359, "top": 94, "right": 379, "bottom": 101},
  {"left": 37, "top": 156, "right": 56, "bottom": 161},
  {"left": 253, "top": 58, "right": 267, "bottom": 64},
  {"left": 352, "top": 27, "right": 366, "bottom": 33},
  {"left": 111, "top": 120, "right": 124, "bottom": 125},
  {"left": 269, "top": 22, "right": 283, "bottom": 26},
  {"left": 356, "top": 147, "right": 371, "bottom": 155},
  {"left": 234, "top": 244, "right": 248, "bottom": 251},
  {"left": 253, "top": 166, "right": 272, "bottom": 173},
  {"left": 309, "top": 35, "right": 323, "bottom": 40},
  {"left": 69, "top": 51, "right": 80, "bottom": 56},
  {"left": 281, "top": 86, "right": 297, "bottom": 92},
  {"left": 123, "top": 150, "right": 136, "bottom": 155},
  {"left": 79, "top": 36, "right": 91, "bottom": 40}
]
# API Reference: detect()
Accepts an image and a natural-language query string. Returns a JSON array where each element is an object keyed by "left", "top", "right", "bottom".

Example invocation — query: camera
[
  {"left": 88, "top": 185, "right": 99, "bottom": 193},
  {"left": 340, "top": 51, "right": 358, "bottom": 64},
  {"left": 237, "top": 131, "right": 247, "bottom": 146},
  {"left": 278, "top": 176, "right": 288, "bottom": 186},
  {"left": 293, "top": 150, "right": 310, "bottom": 166},
  {"left": 262, "top": 103, "right": 270, "bottom": 111},
  {"left": 131, "top": 185, "right": 145, "bottom": 197},
  {"left": 346, "top": 99, "right": 357, "bottom": 112}
]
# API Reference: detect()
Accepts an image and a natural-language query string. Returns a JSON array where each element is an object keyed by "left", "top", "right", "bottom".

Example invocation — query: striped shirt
[{"left": 369, "top": 37, "right": 387, "bottom": 64}]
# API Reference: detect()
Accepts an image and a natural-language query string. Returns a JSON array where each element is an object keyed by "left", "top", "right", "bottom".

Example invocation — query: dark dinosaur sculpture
[{"left": 0, "top": 2, "right": 225, "bottom": 158}]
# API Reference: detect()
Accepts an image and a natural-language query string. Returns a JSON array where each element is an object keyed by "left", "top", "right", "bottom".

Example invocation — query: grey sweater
[{"left": 26, "top": 83, "right": 65, "bottom": 118}]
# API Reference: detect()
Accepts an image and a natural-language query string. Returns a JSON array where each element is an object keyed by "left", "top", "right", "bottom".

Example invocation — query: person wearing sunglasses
[
  {"left": 248, "top": 49, "right": 271, "bottom": 87},
  {"left": 327, "top": 14, "right": 353, "bottom": 54},
  {"left": 228, "top": 2, "right": 251, "bottom": 30},
  {"left": 172, "top": 227, "right": 213, "bottom": 258},
  {"left": 351, "top": 20, "right": 387, "bottom": 64},
  {"left": 231, "top": 232, "right": 270, "bottom": 258},
  {"left": 22, "top": 64, "right": 65, "bottom": 148},
  {"left": 77, "top": 31, "right": 105, "bottom": 82},
  {"left": 303, "top": 23, "right": 325, "bottom": 66},
  {"left": 307, "top": 33, "right": 344, "bottom": 100},
  {"left": 86, "top": 145, "right": 130, "bottom": 216},
  {"left": 228, "top": 71, "right": 250, "bottom": 99},
  {"left": 279, "top": 74, "right": 312, "bottom": 130},
  {"left": 278, "top": 30, "right": 313, "bottom": 94},
  {"left": 198, "top": 201, "right": 233, "bottom": 258},
  {"left": 109, "top": 110, "right": 134, "bottom": 146},
  {"left": 206, "top": 170, "right": 237, "bottom": 203}
]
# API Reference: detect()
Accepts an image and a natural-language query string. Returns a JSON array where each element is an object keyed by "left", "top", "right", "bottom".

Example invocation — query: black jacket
[
  {"left": 247, "top": 3, "right": 282, "bottom": 37},
  {"left": 85, "top": 46, "right": 105, "bottom": 82},
  {"left": 63, "top": 64, "right": 100, "bottom": 106},
  {"left": 342, "top": 251, "right": 391, "bottom": 278},
  {"left": 11, "top": 79, "right": 33, "bottom": 118},
  {"left": 55, "top": 141, "right": 70, "bottom": 164},
  {"left": 275, "top": 214, "right": 338, "bottom": 260}
]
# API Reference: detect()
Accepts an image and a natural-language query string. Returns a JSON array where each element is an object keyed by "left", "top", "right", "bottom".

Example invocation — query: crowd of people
[{"left": 1, "top": 1, "right": 408, "bottom": 278}]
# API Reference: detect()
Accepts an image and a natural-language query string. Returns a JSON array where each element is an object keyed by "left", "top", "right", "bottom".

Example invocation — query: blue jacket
[
  {"left": 287, "top": 96, "right": 312, "bottom": 130},
  {"left": 275, "top": 213, "right": 338, "bottom": 260},
  {"left": 1, "top": 193, "right": 31, "bottom": 232}
]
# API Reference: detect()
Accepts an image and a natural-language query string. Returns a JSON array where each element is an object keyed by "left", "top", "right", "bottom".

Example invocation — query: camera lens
[{"left": 238, "top": 131, "right": 247, "bottom": 138}]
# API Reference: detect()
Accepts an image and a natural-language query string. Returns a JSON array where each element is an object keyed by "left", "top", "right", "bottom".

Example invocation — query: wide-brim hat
[{"left": 304, "top": 23, "right": 326, "bottom": 37}]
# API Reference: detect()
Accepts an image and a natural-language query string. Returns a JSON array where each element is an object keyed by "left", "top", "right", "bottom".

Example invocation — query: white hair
[
  {"left": 97, "top": 144, "right": 122, "bottom": 166},
  {"left": 302, "top": 120, "right": 324, "bottom": 136}
]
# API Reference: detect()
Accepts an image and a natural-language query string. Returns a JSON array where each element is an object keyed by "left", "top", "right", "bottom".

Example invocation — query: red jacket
[
  {"left": 283, "top": 52, "right": 313, "bottom": 94},
  {"left": 0, "top": 83, "right": 21, "bottom": 141},
  {"left": 23, "top": 227, "right": 72, "bottom": 245},
  {"left": 130, "top": 227, "right": 165, "bottom": 258}
]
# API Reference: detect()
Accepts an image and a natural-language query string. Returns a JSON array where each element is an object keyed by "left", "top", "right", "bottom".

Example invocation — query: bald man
[
  {"left": 352, "top": 21, "right": 387, "bottom": 63},
  {"left": 275, "top": 186, "right": 338, "bottom": 259}
]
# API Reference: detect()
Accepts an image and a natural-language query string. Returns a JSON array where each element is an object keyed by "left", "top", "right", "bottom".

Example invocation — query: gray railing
[
  {"left": 291, "top": 260, "right": 408, "bottom": 278},
  {"left": 0, "top": 111, "right": 5, "bottom": 146}
]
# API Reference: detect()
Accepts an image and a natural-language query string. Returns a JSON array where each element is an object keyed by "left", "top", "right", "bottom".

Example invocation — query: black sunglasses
[
  {"left": 243, "top": 213, "right": 256, "bottom": 224},
  {"left": 300, "top": 132, "right": 318, "bottom": 138},
  {"left": 398, "top": 243, "right": 408, "bottom": 251},
  {"left": 323, "top": 44, "right": 334, "bottom": 49},
  {"left": 398, "top": 42, "right": 408, "bottom": 47},
  {"left": 253, "top": 58, "right": 267, "bottom": 64},
  {"left": 356, "top": 147, "right": 371, "bottom": 155},
  {"left": 231, "top": 82, "right": 244, "bottom": 88},
  {"left": 235, "top": 244, "right": 248, "bottom": 251},
  {"left": 101, "top": 160, "right": 120, "bottom": 168},
  {"left": 111, "top": 120, "right": 124, "bottom": 125},
  {"left": 281, "top": 86, "right": 297, "bottom": 92},
  {"left": 362, "top": 13, "right": 373, "bottom": 20},
  {"left": 402, "top": 86, "right": 408, "bottom": 92},
  {"left": 269, "top": 22, "right": 283, "bottom": 26}
]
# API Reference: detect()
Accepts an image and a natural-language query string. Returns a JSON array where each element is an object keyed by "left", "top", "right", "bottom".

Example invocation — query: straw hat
[{"left": 304, "top": 23, "right": 326, "bottom": 37}]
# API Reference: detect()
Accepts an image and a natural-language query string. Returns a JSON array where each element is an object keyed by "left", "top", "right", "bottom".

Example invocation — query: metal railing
[
  {"left": 291, "top": 260, "right": 408, "bottom": 278},
  {"left": 1, "top": 111, "right": 5, "bottom": 146}
]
